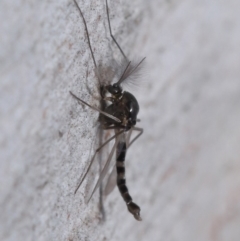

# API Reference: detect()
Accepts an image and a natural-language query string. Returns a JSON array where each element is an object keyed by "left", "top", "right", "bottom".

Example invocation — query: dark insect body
[{"left": 71, "top": 0, "right": 145, "bottom": 221}]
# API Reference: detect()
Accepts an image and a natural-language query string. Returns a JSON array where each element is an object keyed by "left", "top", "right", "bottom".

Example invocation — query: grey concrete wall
[{"left": 1, "top": 0, "right": 240, "bottom": 240}]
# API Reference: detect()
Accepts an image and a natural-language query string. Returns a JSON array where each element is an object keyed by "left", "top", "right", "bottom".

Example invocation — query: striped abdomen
[{"left": 116, "top": 141, "right": 142, "bottom": 221}]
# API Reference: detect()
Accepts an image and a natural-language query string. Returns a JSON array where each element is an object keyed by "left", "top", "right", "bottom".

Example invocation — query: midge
[{"left": 70, "top": 0, "right": 145, "bottom": 221}]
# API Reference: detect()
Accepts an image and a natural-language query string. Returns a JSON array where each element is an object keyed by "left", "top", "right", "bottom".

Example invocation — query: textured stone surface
[{"left": 1, "top": 0, "right": 240, "bottom": 241}]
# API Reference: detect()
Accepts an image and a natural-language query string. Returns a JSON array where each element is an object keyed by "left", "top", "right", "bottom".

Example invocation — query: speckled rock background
[{"left": 1, "top": 0, "right": 240, "bottom": 241}]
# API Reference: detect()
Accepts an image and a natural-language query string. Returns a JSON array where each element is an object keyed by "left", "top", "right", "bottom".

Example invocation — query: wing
[
  {"left": 104, "top": 165, "right": 117, "bottom": 196},
  {"left": 85, "top": 133, "right": 120, "bottom": 203}
]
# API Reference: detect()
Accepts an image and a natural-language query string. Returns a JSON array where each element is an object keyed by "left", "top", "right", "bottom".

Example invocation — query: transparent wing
[
  {"left": 74, "top": 128, "right": 124, "bottom": 196},
  {"left": 86, "top": 134, "right": 120, "bottom": 203},
  {"left": 104, "top": 165, "right": 117, "bottom": 196}
]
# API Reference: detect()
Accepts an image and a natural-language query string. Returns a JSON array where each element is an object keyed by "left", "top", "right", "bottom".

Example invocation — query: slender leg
[
  {"left": 70, "top": 91, "right": 121, "bottom": 123},
  {"left": 105, "top": 0, "right": 127, "bottom": 60},
  {"left": 73, "top": 0, "right": 100, "bottom": 84},
  {"left": 87, "top": 133, "right": 120, "bottom": 203},
  {"left": 128, "top": 127, "right": 143, "bottom": 148},
  {"left": 74, "top": 130, "right": 124, "bottom": 194},
  {"left": 98, "top": 125, "right": 105, "bottom": 221}
]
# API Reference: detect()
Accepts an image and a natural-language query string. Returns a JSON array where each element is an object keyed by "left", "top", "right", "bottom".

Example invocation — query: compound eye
[
  {"left": 113, "top": 87, "right": 119, "bottom": 94},
  {"left": 112, "top": 83, "right": 122, "bottom": 94},
  {"left": 107, "top": 83, "right": 122, "bottom": 95}
]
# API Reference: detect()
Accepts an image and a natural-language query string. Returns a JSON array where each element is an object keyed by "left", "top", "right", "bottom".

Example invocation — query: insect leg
[
  {"left": 104, "top": 126, "right": 139, "bottom": 196},
  {"left": 74, "top": 130, "right": 124, "bottom": 194},
  {"left": 104, "top": 127, "right": 142, "bottom": 196},
  {"left": 105, "top": 0, "right": 127, "bottom": 60},
  {"left": 87, "top": 133, "right": 121, "bottom": 203},
  {"left": 70, "top": 91, "right": 121, "bottom": 123},
  {"left": 73, "top": 0, "right": 100, "bottom": 84},
  {"left": 128, "top": 127, "right": 143, "bottom": 148}
]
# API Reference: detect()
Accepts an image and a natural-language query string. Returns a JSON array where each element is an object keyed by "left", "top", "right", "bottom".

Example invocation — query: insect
[{"left": 70, "top": 0, "right": 145, "bottom": 221}]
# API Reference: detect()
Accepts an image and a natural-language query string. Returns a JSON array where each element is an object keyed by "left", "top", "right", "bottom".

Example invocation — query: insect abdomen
[{"left": 116, "top": 141, "right": 142, "bottom": 221}]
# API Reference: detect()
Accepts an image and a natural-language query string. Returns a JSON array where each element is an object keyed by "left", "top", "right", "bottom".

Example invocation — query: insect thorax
[{"left": 100, "top": 87, "right": 139, "bottom": 131}]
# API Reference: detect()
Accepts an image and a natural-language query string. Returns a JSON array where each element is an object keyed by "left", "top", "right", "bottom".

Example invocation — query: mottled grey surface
[{"left": 1, "top": 0, "right": 240, "bottom": 241}]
